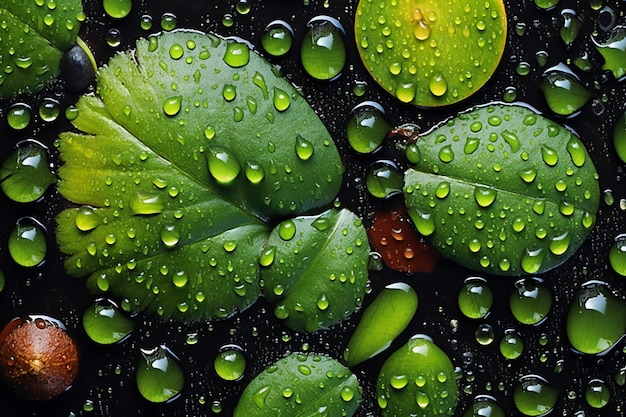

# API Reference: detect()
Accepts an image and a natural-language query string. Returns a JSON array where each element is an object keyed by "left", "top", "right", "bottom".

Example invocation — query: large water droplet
[
  {"left": 82, "top": 299, "right": 135, "bottom": 344},
  {"left": 136, "top": 345, "right": 184, "bottom": 403},
  {"left": 566, "top": 281, "right": 626, "bottom": 355},
  {"left": 301, "top": 16, "right": 346, "bottom": 80}
]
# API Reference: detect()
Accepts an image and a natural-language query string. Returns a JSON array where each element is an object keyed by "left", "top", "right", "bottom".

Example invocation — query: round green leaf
[
  {"left": 55, "top": 30, "right": 345, "bottom": 321},
  {"left": 355, "top": 0, "right": 507, "bottom": 107},
  {"left": 403, "top": 104, "right": 600, "bottom": 276},
  {"left": 377, "top": 335, "right": 458, "bottom": 417},
  {"left": 0, "top": 0, "right": 84, "bottom": 97},
  {"left": 261, "top": 209, "right": 370, "bottom": 333},
  {"left": 234, "top": 353, "right": 362, "bottom": 417}
]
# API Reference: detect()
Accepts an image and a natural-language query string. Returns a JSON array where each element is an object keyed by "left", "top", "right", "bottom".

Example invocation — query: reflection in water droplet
[
  {"left": 214, "top": 345, "right": 246, "bottom": 381},
  {"left": 262, "top": 20, "right": 294, "bottom": 57},
  {"left": 513, "top": 375, "right": 558, "bottom": 416},
  {"left": 136, "top": 345, "right": 184, "bottom": 403},
  {"left": 301, "top": 16, "right": 346, "bottom": 80}
]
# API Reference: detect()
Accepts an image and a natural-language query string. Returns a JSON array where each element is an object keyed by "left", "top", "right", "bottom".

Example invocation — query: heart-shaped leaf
[
  {"left": 56, "top": 30, "right": 345, "bottom": 321},
  {"left": 261, "top": 209, "right": 370, "bottom": 333},
  {"left": 403, "top": 104, "right": 600, "bottom": 276},
  {"left": 234, "top": 352, "right": 362, "bottom": 417},
  {"left": 0, "top": 0, "right": 84, "bottom": 97}
]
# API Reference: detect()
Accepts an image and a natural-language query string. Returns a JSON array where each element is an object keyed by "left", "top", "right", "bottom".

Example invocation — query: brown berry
[{"left": 0, "top": 316, "right": 79, "bottom": 401}]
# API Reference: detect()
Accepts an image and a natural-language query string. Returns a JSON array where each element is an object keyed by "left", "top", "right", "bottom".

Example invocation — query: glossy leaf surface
[
  {"left": 234, "top": 353, "right": 362, "bottom": 417},
  {"left": 0, "top": 0, "right": 84, "bottom": 97},
  {"left": 261, "top": 209, "right": 370, "bottom": 333},
  {"left": 355, "top": 0, "right": 507, "bottom": 107},
  {"left": 377, "top": 335, "right": 458, "bottom": 417},
  {"left": 343, "top": 282, "right": 418, "bottom": 367},
  {"left": 56, "top": 30, "right": 344, "bottom": 321},
  {"left": 403, "top": 104, "right": 600, "bottom": 276}
]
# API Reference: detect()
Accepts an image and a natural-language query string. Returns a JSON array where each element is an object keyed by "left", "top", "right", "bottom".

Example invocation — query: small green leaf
[
  {"left": 234, "top": 353, "right": 362, "bottom": 417},
  {"left": 343, "top": 282, "right": 418, "bottom": 367},
  {"left": 55, "top": 30, "right": 345, "bottom": 321},
  {"left": 377, "top": 335, "right": 458, "bottom": 417},
  {"left": 261, "top": 209, "right": 370, "bottom": 333},
  {"left": 593, "top": 25, "right": 626, "bottom": 80},
  {"left": 403, "top": 104, "right": 600, "bottom": 276},
  {"left": 355, "top": 0, "right": 507, "bottom": 106},
  {"left": 0, "top": 0, "right": 84, "bottom": 97}
]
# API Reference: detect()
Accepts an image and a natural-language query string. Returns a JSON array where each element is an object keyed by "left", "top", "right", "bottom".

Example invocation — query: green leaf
[
  {"left": 376, "top": 335, "right": 458, "bottom": 417},
  {"left": 403, "top": 104, "right": 600, "bottom": 276},
  {"left": 56, "top": 30, "right": 345, "bottom": 321},
  {"left": 354, "top": 0, "right": 507, "bottom": 107},
  {"left": 261, "top": 209, "right": 370, "bottom": 333},
  {"left": 0, "top": 0, "right": 84, "bottom": 97},
  {"left": 343, "top": 282, "right": 418, "bottom": 367},
  {"left": 234, "top": 353, "right": 362, "bottom": 417}
]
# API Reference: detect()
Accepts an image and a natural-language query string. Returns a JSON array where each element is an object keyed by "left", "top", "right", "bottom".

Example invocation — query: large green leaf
[
  {"left": 260, "top": 209, "right": 370, "bottom": 333},
  {"left": 56, "top": 30, "right": 345, "bottom": 321},
  {"left": 403, "top": 104, "right": 600, "bottom": 276},
  {"left": 0, "top": 0, "right": 84, "bottom": 97},
  {"left": 234, "top": 353, "right": 362, "bottom": 417}
]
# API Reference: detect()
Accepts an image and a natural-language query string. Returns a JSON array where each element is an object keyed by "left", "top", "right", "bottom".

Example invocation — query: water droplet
[
  {"left": 0, "top": 141, "right": 56, "bottom": 203},
  {"left": 474, "top": 186, "right": 496, "bottom": 208},
  {"left": 301, "top": 16, "right": 346, "bottom": 80},
  {"left": 411, "top": 9, "right": 431, "bottom": 40},
  {"left": 214, "top": 345, "right": 246, "bottom": 381},
  {"left": 224, "top": 40, "right": 250, "bottom": 68},
  {"left": 366, "top": 161, "right": 403, "bottom": 199},
  {"left": 475, "top": 323, "right": 494, "bottom": 346},
  {"left": 207, "top": 147, "right": 241, "bottom": 184},
  {"left": 82, "top": 299, "right": 135, "bottom": 344},
  {"left": 8, "top": 217, "right": 47, "bottom": 267},
  {"left": 518, "top": 168, "right": 537, "bottom": 183},
  {"left": 566, "top": 281, "right": 626, "bottom": 355},
  {"left": 261, "top": 20, "right": 293, "bottom": 57},
  {"left": 139, "top": 14, "right": 153, "bottom": 30},
  {"left": 160, "top": 13, "right": 177, "bottom": 31},
  {"left": 510, "top": 277, "right": 553, "bottom": 325},
  {"left": 160, "top": 224, "right": 180, "bottom": 248},
  {"left": 540, "top": 68, "right": 591, "bottom": 116},
  {"left": 169, "top": 43, "right": 184, "bottom": 60},
  {"left": 429, "top": 72, "right": 448, "bottom": 97},
  {"left": 259, "top": 246, "right": 276, "bottom": 267},
  {"left": 136, "top": 345, "right": 184, "bottom": 403},
  {"left": 513, "top": 375, "right": 558, "bottom": 416},
  {"left": 458, "top": 277, "right": 492, "bottom": 319},
  {"left": 245, "top": 161, "right": 265, "bottom": 184},
  {"left": 585, "top": 379, "right": 610, "bottom": 409},
  {"left": 278, "top": 219, "right": 296, "bottom": 241},
  {"left": 316, "top": 293, "right": 329, "bottom": 311},
  {"left": 103, "top": 0, "right": 132, "bottom": 19},
  {"left": 499, "top": 329, "right": 524, "bottom": 360},
  {"left": 130, "top": 192, "right": 165, "bottom": 215},
  {"left": 438, "top": 145, "right": 455, "bottom": 163},
  {"left": 540, "top": 144, "right": 559, "bottom": 166},
  {"left": 295, "top": 135, "right": 314, "bottom": 160},
  {"left": 346, "top": 102, "right": 390, "bottom": 154},
  {"left": 162, "top": 96, "right": 182, "bottom": 116},
  {"left": 272, "top": 87, "right": 290, "bottom": 112},
  {"left": 7, "top": 103, "right": 32, "bottom": 130},
  {"left": 560, "top": 9, "right": 582, "bottom": 47}
]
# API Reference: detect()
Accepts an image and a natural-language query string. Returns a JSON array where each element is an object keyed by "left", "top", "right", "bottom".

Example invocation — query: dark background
[{"left": 0, "top": 0, "right": 624, "bottom": 416}]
